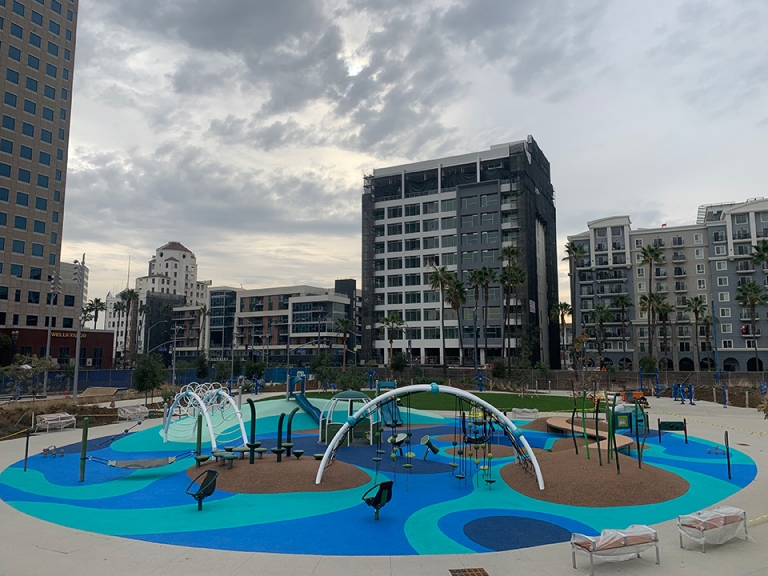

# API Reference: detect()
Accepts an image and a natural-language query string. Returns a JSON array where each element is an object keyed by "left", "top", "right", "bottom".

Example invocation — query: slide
[
  {"left": 294, "top": 392, "right": 321, "bottom": 423},
  {"left": 380, "top": 399, "right": 403, "bottom": 427}
]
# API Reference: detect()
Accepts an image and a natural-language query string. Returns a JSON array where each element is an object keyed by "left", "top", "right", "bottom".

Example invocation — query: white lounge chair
[
  {"left": 678, "top": 506, "right": 750, "bottom": 552},
  {"left": 571, "top": 525, "right": 659, "bottom": 576}
]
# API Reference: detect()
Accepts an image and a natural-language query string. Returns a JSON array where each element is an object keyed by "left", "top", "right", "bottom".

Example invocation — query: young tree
[
  {"left": 195, "top": 353, "right": 210, "bottom": 380},
  {"left": 134, "top": 354, "right": 168, "bottom": 405},
  {"left": 244, "top": 360, "right": 266, "bottom": 380}
]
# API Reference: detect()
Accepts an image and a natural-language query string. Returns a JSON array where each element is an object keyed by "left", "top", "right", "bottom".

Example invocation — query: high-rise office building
[
  {"left": 361, "top": 137, "right": 559, "bottom": 367},
  {"left": 0, "top": 1, "right": 98, "bottom": 367}
]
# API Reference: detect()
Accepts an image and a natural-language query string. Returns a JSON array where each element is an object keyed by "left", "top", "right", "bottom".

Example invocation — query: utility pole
[{"left": 72, "top": 254, "right": 86, "bottom": 403}]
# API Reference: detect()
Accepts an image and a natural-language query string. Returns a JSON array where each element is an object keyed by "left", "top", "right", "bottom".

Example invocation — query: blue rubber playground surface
[{"left": 0, "top": 398, "right": 757, "bottom": 556}]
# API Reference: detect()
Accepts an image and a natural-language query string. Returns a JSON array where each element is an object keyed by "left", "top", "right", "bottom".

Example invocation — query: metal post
[
  {"left": 79, "top": 417, "right": 89, "bottom": 482},
  {"left": 73, "top": 254, "right": 86, "bottom": 403},
  {"left": 23, "top": 428, "right": 31, "bottom": 472}
]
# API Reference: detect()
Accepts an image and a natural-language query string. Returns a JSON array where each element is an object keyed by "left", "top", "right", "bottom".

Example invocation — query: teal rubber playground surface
[{"left": 0, "top": 397, "right": 757, "bottom": 556}]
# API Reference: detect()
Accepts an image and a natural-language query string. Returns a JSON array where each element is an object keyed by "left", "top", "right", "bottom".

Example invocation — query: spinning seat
[
  {"left": 185, "top": 469, "right": 219, "bottom": 511},
  {"left": 362, "top": 480, "right": 394, "bottom": 520}
]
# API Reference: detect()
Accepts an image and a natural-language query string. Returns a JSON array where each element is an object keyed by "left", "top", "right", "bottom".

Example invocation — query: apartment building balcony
[
  {"left": 594, "top": 243, "right": 608, "bottom": 253},
  {"left": 595, "top": 256, "right": 610, "bottom": 267},
  {"left": 673, "top": 268, "right": 687, "bottom": 277},
  {"left": 655, "top": 284, "right": 669, "bottom": 293},
  {"left": 712, "top": 232, "right": 727, "bottom": 243},
  {"left": 578, "top": 272, "right": 594, "bottom": 282},
  {"left": 612, "top": 242, "right": 626, "bottom": 251},
  {"left": 740, "top": 312, "right": 759, "bottom": 321},
  {"left": 733, "top": 230, "right": 752, "bottom": 241},
  {"left": 672, "top": 253, "right": 686, "bottom": 262},
  {"left": 576, "top": 258, "right": 590, "bottom": 269},
  {"left": 655, "top": 271, "right": 668, "bottom": 278},
  {"left": 736, "top": 262, "right": 755, "bottom": 273},
  {"left": 740, "top": 328, "right": 761, "bottom": 338},
  {"left": 652, "top": 239, "right": 666, "bottom": 248},
  {"left": 674, "top": 282, "right": 688, "bottom": 292}
]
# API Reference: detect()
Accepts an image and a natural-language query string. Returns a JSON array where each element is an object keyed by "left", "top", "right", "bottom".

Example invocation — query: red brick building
[{"left": 0, "top": 327, "right": 114, "bottom": 369}]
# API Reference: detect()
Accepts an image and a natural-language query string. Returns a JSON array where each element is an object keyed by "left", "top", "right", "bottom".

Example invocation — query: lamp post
[
  {"left": 72, "top": 254, "right": 86, "bottom": 403},
  {"left": 145, "top": 320, "right": 167, "bottom": 356},
  {"left": 43, "top": 273, "right": 62, "bottom": 396},
  {"left": 171, "top": 324, "right": 180, "bottom": 387},
  {"left": 230, "top": 328, "right": 241, "bottom": 387}
]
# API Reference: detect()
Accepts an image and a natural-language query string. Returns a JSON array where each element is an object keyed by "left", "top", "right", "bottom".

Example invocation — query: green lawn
[{"left": 259, "top": 389, "right": 590, "bottom": 413}]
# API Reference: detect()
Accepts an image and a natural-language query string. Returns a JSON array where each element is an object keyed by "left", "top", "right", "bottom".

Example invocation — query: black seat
[
  {"left": 185, "top": 469, "right": 219, "bottom": 511},
  {"left": 362, "top": 480, "right": 394, "bottom": 520}
]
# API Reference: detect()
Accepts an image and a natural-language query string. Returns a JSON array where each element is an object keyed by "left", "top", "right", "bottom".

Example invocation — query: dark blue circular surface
[{"left": 464, "top": 515, "right": 573, "bottom": 551}]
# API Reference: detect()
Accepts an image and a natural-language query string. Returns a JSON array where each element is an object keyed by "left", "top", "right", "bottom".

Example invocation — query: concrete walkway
[{"left": 0, "top": 396, "right": 766, "bottom": 576}]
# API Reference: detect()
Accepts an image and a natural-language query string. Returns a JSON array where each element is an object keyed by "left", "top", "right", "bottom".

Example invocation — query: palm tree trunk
[
  {"left": 342, "top": 329, "right": 348, "bottom": 372},
  {"left": 457, "top": 308, "right": 464, "bottom": 366},
  {"left": 483, "top": 291, "right": 489, "bottom": 366},
  {"left": 693, "top": 314, "right": 699, "bottom": 371},
  {"left": 440, "top": 287, "right": 446, "bottom": 370},
  {"left": 752, "top": 307, "right": 759, "bottom": 371}
]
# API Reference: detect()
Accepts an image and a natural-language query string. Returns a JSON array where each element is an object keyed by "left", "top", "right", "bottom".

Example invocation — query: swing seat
[
  {"left": 362, "top": 480, "right": 394, "bottom": 520},
  {"left": 185, "top": 470, "right": 219, "bottom": 511}
]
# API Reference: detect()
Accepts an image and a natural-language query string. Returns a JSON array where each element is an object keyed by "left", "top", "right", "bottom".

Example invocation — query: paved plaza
[{"left": 0, "top": 394, "right": 766, "bottom": 576}]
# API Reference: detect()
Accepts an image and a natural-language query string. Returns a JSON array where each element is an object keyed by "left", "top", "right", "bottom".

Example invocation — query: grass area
[{"left": 259, "top": 389, "right": 591, "bottom": 413}]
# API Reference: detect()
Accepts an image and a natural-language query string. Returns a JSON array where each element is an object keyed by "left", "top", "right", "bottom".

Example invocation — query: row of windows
[
  {"left": 0, "top": 212, "right": 50, "bottom": 231},
  {"left": 0, "top": 187, "right": 61, "bottom": 205},
  {"left": 5, "top": 44, "right": 70, "bottom": 79},
  {"left": 2, "top": 114, "right": 66, "bottom": 144},
  {"left": 0, "top": 285, "right": 72, "bottom": 305},
  {"left": 0, "top": 235, "right": 55, "bottom": 253},
  {"left": 0, "top": 250, "right": 56, "bottom": 271},
  {"left": 0, "top": 163, "right": 61, "bottom": 187},
  {"left": 4, "top": 91, "right": 68, "bottom": 121},
  {"left": 8, "top": 0, "right": 72, "bottom": 18},
  {"left": 0, "top": 139, "right": 64, "bottom": 170},
  {"left": 374, "top": 194, "right": 501, "bottom": 220},
  {"left": 5, "top": 68, "right": 70, "bottom": 100}
]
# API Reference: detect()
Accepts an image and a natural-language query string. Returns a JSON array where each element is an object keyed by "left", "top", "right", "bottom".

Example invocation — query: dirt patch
[
  {"left": 187, "top": 455, "right": 370, "bottom": 494},
  {"left": 501, "top": 447, "right": 688, "bottom": 507}
]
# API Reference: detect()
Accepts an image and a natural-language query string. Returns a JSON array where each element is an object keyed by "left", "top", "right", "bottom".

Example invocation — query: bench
[
  {"left": 35, "top": 413, "right": 76, "bottom": 433},
  {"left": 678, "top": 506, "right": 750, "bottom": 552},
  {"left": 571, "top": 525, "right": 659, "bottom": 576},
  {"left": 509, "top": 408, "right": 539, "bottom": 420},
  {"left": 117, "top": 405, "right": 149, "bottom": 421}
]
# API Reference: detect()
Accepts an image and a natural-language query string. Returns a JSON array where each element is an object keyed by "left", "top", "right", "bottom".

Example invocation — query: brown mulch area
[
  {"left": 501, "top": 447, "right": 689, "bottom": 507},
  {"left": 0, "top": 400, "right": 120, "bottom": 441},
  {"left": 520, "top": 417, "right": 550, "bottom": 432},
  {"left": 186, "top": 455, "right": 370, "bottom": 494}
]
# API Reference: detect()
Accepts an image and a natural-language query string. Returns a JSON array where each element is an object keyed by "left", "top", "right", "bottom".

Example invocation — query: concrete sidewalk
[{"left": 0, "top": 396, "right": 766, "bottom": 576}]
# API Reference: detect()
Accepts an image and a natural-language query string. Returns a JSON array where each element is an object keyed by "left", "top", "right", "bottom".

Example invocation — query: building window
[
  {"left": 718, "top": 292, "right": 730, "bottom": 302},
  {"left": 441, "top": 216, "right": 457, "bottom": 229},
  {"left": 697, "top": 279, "right": 706, "bottom": 290},
  {"left": 387, "top": 240, "right": 402, "bottom": 252},
  {"left": 404, "top": 204, "right": 420, "bottom": 217},
  {"left": 387, "top": 293, "right": 403, "bottom": 305},
  {"left": 721, "top": 324, "right": 732, "bottom": 334},
  {"left": 694, "top": 233, "right": 703, "bottom": 244},
  {"left": 423, "top": 218, "right": 439, "bottom": 232},
  {"left": 405, "top": 274, "right": 421, "bottom": 287},
  {"left": 716, "top": 261, "right": 727, "bottom": 271},
  {"left": 636, "top": 268, "right": 645, "bottom": 278},
  {"left": 637, "top": 282, "right": 646, "bottom": 293},
  {"left": 404, "top": 256, "right": 420, "bottom": 269},
  {"left": 441, "top": 198, "right": 456, "bottom": 212},
  {"left": 722, "top": 339, "right": 733, "bottom": 349},
  {"left": 715, "top": 246, "right": 727, "bottom": 256},
  {"left": 387, "top": 206, "right": 402, "bottom": 219},
  {"left": 719, "top": 308, "right": 731, "bottom": 318},
  {"left": 717, "top": 277, "right": 728, "bottom": 287}
]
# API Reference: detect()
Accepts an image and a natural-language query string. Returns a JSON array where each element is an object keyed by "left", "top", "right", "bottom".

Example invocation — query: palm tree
[
  {"left": 379, "top": 314, "right": 405, "bottom": 369},
  {"left": 752, "top": 239, "right": 768, "bottom": 271},
  {"left": 479, "top": 266, "right": 498, "bottom": 361},
  {"left": 137, "top": 303, "right": 152, "bottom": 352},
  {"left": 197, "top": 305, "right": 211, "bottom": 354},
  {"left": 428, "top": 265, "right": 451, "bottom": 369},
  {"left": 112, "top": 301, "right": 126, "bottom": 366},
  {"left": 119, "top": 289, "right": 140, "bottom": 362},
  {"left": 334, "top": 317, "right": 354, "bottom": 372},
  {"left": 467, "top": 269, "right": 484, "bottom": 366},
  {"left": 563, "top": 241, "right": 588, "bottom": 348},
  {"left": 685, "top": 296, "right": 707, "bottom": 371},
  {"left": 639, "top": 245, "right": 665, "bottom": 359},
  {"left": 445, "top": 275, "right": 467, "bottom": 366},
  {"left": 612, "top": 293, "right": 633, "bottom": 367},
  {"left": 639, "top": 292, "right": 664, "bottom": 364},
  {"left": 592, "top": 304, "right": 613, "bottom": 368},
  {"left": 499, "top": 245, "right": 524, "bottom": 368},
  {"left": 656, "top": 300, "right": 673, "bottom": 371},
  {"left": 735, "top": 281, "right": 768, "bottom": 372},
  {"left": 87, "top": 298, "right": 107, "bottom": 329},
  {"left": 550, "top": 302, "right": 572, "bottom": 369}
]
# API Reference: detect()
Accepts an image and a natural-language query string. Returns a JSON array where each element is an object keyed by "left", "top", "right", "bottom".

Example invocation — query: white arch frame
[
  {"left": 314, "top": 384, "right": 545, "bottom": 489},
  {"left": 164, "top": 390, "right": 221, "bottom": 451},
  {"left": 201, "top": 388, "right": 249, "bottom": 446}
]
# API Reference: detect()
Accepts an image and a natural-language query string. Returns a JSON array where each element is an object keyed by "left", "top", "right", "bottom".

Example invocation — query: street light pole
[
  {"left": 230, "top": 328, "right": 241, "bottom": 386},
  {"left": 145, "top": 320, "right": 167, "bottom": 356},
  {"left": 171, "top": 324, "right": 180, "bottom": 387},
  {"left": 43, "top": 273, "right": 62, "bottom": 396},
  {"left": 72, "top": 254, "right": 86, "bottom": 403}
]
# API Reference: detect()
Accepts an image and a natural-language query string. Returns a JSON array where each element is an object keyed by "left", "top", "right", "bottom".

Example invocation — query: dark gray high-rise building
[
  {"left": 1, "top": 0, "right": 78, "bottom": 332},
  {"left": 361, "top": 137, "right": 559, "bottom": 368}
]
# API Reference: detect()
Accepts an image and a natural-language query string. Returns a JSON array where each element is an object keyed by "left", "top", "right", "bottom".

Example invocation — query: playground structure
[
  {"left": 163, "top": 382, "right": 248, "bottom": 451},
  {"left": 287, "top": 375, "right": 321, "bottom": 423},
  {"left": 319, "top": 390, "right": 376, "bottom": 445},
  {"left": 315, "top": 383, "right": 544, "bottom": 489}
]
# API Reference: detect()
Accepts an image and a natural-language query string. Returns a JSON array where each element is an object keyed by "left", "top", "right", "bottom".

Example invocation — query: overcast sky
[{"left": 60, "top": 0, "right": 768, "bottom": 302}]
